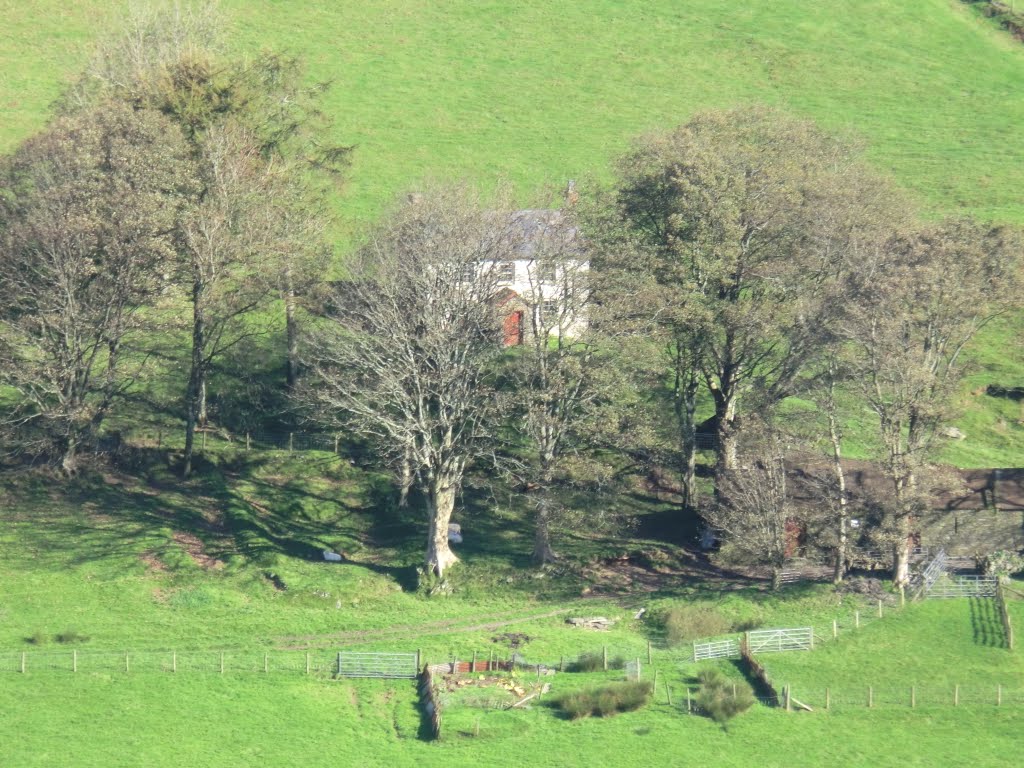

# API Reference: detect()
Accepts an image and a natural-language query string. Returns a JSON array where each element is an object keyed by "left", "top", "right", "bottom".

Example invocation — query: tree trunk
[
  {"left": 674, "top": 353, "right": 699, "bottom": 510},
  {"left": 532, "top": 497, "right": 559, "bottom": 565},
  {"left": 198, "top": 377, "right": 208, "bottom": 428},
  {"left": 892, "top": 539, "right": 911, "bottom": 588},
  {"left": 825, "top": 376, "right": 849, "bottom": 584},
  {"left": 711, "top": 384, "right": 739, "bottom": 474},
  {"left": 398, "top": 446, "right": 413, "bottom": 508},
  {"left": 183, "top": 281, "right": 206, "bottom": 480},
  {"left": 285, "top": 284, "right": 299, "bottom": 390},
  {"left": 59, "top": 435, "right": 80, "bottom": 477},
  {"left": 425, "top": 479, "right": 459, "bottom": 577}
]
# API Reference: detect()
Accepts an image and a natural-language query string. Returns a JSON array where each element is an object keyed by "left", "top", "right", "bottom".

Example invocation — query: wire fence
[{"left": 0, "top": 649, "right": 399, "bottom": 676}]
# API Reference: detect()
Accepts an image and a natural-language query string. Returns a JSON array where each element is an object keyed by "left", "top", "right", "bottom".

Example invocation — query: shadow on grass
[{"left": 969, "top": 596, "right": 1007, "bottom": 648}]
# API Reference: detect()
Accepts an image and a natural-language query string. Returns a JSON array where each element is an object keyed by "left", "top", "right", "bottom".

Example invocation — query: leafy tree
[
  {"left": 0, "top": 103, "right": 193, "bottom": 472},
  {"left": 68, "top": 1, "right": 345, "bottom": 476},
  {"left": 601, "top": 106, "right": 890, "bottom": 488},
  {"left": 300, "top": 186, "right": 515, "bottom": 578}
]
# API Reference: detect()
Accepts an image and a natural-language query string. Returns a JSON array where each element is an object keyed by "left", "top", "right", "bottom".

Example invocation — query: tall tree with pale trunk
[{"left": 301, "top": 187, "right": 515, "bottom": 578}]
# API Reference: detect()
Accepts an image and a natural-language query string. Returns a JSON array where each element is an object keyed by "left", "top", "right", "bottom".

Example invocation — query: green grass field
[
  {"left": 4, "top": 0, "right": 1024, "bottom": 225},
  {"left": 3, "top": 2, "right": 1024, "bottom": 764},
  {"left": 3, "top": 454, "right": 1024, "bottom": 767}
]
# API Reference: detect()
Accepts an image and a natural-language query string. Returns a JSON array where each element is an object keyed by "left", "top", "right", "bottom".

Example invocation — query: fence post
[
  {"left": 21, "top": 652, "right": 25, "bottom": 674},
  {"left": 306, "top": 652, "right": 310, "bottom": 675},
  {"left": 647, "top": 640, "right": 652, "bottom": 665},
  {"left": 877, "top": 599, "right": 883, "bottom": 619},
  {"left": 868, "top": 686, "right": 873, "bottom": 708},
  {"left": 997, "top": 684, "right": 1002, "bottom": 706},
  {"left": 264, "top": 654, "right": 269, "bottom": 673},
  {"left": 125, "top": 652, "right": 130, "bottom": 673},
  {"left": 289, "top": 433, "right": 294, "bottom": 453},
  {"left": 337, "top": 652, "right": 342, "bottom": 676},
  {"left": 334, "top": 435, "right": 340, "bottom": 454},
  {"left": 855, "top": 610, "right": 860, "bottom": 629},
  {"left": 246, "top": 432, "right": 251, "bottom": 451},
  {"left": 636, "top": 657, "right": 641, "bottom": 679},
  {"left": 954, "top": 684, "right": 959, "bottom": 707},
  {"left": 559, "top": 656, "right": 564, "bottom": 672},
  {"left": 172, "top": 651, "right": 177, "bottom": 673},
  {"left": 602, "top": 646, "right": 608, "bottom": 671},
  {"left": 157, "top": 430, "right": 162, "bottom": 449},
  {"left": 825, "top": 687, "right": 830, "bottom": 710},
  {"left": 202, "top": 431, "right": 207, "bottom": 450},
  {"left": 220, "top": 652, "right": 224, "bottom": 675},
  {"left": 785, "top": 685, "right": 792, "bottom": 712},
  {"left": 73, "top": 650, "right": 77, "bottom": 673},
  {"left": 833, "top": 619, "right": 838, "bottom": 639},
  {"left": 472, "top": 650, "right": 477, "bottom": 672},
  {"left": 911, "top": 686, "right": 915, "bottom": 708}
]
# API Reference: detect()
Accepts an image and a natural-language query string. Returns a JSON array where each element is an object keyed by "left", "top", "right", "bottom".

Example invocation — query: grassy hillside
[
  {"left": 4, "top": 0, "right": 1022, "bottom": 467},
  {"left": 3, "top": 0, "right": 1024, "bottom": 225}
]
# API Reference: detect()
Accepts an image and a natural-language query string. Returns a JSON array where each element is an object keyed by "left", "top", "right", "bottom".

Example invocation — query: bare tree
[
  {"left": 179, "top": 121, "right": 304, "bottom": 477},
  {"left": 300, "top": 187, "right": 516, "bottom": 578},
  {"left": 844, "top": 220, "right": 1022, "bottom": 586},
  {"left": 505, "top": 207, "right": 607, "bottom": 563},
  {"left": 65, "top": 5, "right": 346, "bottom": 476},
  {"left": 702, "top": 425, "right": 794, "bottom": 589},
  {"left": 0, "top": 103, "right": 193, "bottom": 472}
]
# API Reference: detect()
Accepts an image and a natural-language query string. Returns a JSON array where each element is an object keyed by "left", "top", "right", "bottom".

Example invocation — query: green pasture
[
  {"left": 4, "top": 0, "right": 1024, "bottom": 225},
  {"left": 3, "top": 455, "right": 1024, "bottom": 766}
]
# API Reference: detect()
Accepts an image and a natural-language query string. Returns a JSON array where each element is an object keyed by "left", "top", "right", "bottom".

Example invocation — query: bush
[
  {"left": 980, "top": 550, "right": 1024, "bottom": 579},
  {"left": 54, "top": 629, "right": 90, "bottom": 644},
  {"left": 556, "top": 681, "right": 653, "bottom": 719},
  {"left": 567, "top": 651, "right": 625, "bottom": 672},
  {"left": 25, "top": 631, "right": 47, "bottom": 646},
  {"left": 695, "top": 669, "right": 754, "bottom": 727},
  {"left": 661, "top": 605, "right": 732, "bottom": 646}
]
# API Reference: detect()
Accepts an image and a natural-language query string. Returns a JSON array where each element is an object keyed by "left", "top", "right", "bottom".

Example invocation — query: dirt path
[{"left": 274, "top": 606, "right": 585, "bottom": 650}]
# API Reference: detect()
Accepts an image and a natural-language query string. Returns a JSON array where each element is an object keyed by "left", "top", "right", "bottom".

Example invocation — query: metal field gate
[
  {"left": 745, "top": 627, "right": 814, "bottom": 654},
  {"left": 335, "top": 652, "right": 418, "bottom": 679},
  {"left": 693, "top": 638, "right": 740, "bottom": 662},
  {"left": 927, "top": 575, "right": 998, "bottom": 599}
]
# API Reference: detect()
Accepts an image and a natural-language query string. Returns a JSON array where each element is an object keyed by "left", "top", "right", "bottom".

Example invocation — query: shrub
[
  {"left": 980, "top": 550, "right": 1024, "bottom": 579},
  {"left": 54, "top": 629, "right": 90, "bottom": 644},
  {"left": 661, "top": 604, "right": 731, "bottom": 646},
  {"left": 695, "top": 669, "right": 755, "bottom": 727},
  {"left": 568, "top": 651, "right": 625, "bottom": 672},
  {"left": 555, "top": 681, "right": 653, "bottom": 719},
  {"left": 25, "top": 631, "right": 47, "bottom": 646}
]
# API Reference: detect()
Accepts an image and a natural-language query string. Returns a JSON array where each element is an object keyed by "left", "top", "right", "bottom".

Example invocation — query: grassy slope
[
  {"left": 2, "top": 1, "right": 1024, "bottom": 225},
  {"left": 3, "top": 456, "right": 1024, "bottom": 766}
]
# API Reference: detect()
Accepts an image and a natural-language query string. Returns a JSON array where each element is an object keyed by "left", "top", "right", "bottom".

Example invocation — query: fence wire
[{"left": 0, "top": 649, "right": 351, "bottom": 676}]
